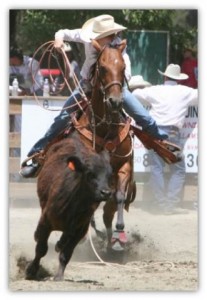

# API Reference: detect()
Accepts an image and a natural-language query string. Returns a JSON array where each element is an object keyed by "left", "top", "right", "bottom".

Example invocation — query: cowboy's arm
[{"left": 54, "top": 29, "right": 84, "bottom": 48}]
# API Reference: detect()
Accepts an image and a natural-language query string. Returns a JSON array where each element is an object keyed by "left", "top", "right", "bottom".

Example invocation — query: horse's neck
[
  {"left": 90, "top": 84, "right": 122, "bottom": 138},
  {"left": 91, "top": 85, "right": 105, "bottom": 120}
]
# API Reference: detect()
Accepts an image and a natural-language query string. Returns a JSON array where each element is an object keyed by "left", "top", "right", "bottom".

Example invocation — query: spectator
[
  {"left": 132, "top": 64, "right": 198, "bottom": 214},
  {"left": 128, "top": 75, "right": 151, "bottom": 91},
  {"left": 9, "top": 46, "right": 43, "bottom": 95},
  {"left": 19, "top": 14, "right": 171, "bottom": 178},
  {"left": 180, "top": 47, "right": 198, "bottom": 88}
]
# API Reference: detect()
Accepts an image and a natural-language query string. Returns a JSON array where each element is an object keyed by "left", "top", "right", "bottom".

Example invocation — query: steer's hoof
[{"left": 25, "top": 262, "right": 38, "bottom": 280}]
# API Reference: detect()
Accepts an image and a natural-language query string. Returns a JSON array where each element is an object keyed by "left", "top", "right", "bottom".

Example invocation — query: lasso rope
[
  {"left": 30, "top": 41, "right": 88, "bottom": 112},
  {"left": 74, "top": 224, "right": 175, "bottom": 271}
]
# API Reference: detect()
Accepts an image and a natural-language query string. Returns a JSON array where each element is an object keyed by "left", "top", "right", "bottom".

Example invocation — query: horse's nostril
[{"left": 108, "top": 97, "right": 122, "bottom": 110}]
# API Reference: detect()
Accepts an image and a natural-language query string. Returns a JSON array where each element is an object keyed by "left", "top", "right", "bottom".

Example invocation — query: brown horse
[{"left": 73, "top": 39, "right": 136, "bottom": 251}]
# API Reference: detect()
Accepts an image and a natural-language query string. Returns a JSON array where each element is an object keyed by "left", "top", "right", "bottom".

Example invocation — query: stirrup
[{"left": 20, "top": 151, "right": 45, "bottom": 178}]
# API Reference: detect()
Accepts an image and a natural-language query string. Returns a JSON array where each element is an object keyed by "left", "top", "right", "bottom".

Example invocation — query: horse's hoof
[{"left": 111, "top": 240, "right": 125, "bottom": 251}]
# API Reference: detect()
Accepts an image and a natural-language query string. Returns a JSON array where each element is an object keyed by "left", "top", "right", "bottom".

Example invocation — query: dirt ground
[{"left": 9, "top": 202, "right": 198, "bottom": 292}]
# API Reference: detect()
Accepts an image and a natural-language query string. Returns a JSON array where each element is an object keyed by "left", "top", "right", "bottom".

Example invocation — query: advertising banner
[{"left": 21, "top": 100, "right": 198, "bottom": 173}]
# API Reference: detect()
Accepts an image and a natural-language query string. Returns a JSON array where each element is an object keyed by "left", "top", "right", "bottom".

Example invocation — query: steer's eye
[{"left": 86, "top": 172, "right": 95, "bottom": 181}]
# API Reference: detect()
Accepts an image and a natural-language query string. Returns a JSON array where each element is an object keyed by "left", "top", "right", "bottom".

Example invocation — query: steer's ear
[{"left": 67, "top": 156, "right": 84, "bottom": 172}]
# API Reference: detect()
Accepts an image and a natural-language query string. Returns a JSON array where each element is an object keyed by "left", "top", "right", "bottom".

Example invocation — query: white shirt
[
  {"left": 55, "top": 29, "right": 131, "bottom": 81},
  {"left": 132, "top": 80, "right": 198, "bottom": 129},
  {"left": 9, "top": 55, "right": 43, "bottom": 93}
]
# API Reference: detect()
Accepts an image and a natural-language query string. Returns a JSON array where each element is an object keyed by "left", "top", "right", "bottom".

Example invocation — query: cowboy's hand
[{"left": 54, "top": 37, "right": 64, "bottom": 49}]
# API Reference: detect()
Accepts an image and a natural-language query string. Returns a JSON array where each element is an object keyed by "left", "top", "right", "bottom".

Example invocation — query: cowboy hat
[
  {"left": 158, "top": 64, "right": 189, "bottom": 80},
  {"left": 129, "top": 75, "right": 151, "bottom": 89},
  {"left": 80, "top": 14, "right": 126, "bottom": 42}
]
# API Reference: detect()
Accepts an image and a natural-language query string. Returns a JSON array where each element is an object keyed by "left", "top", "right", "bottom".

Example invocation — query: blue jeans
[
  {"left": 123, "top": 88, "right": 168, "bottom": 139},
  {"left": 149, "top": 126, "right": 186, "bottom": 210},
  {"left": 28, "top": 86, "right": 168, "bottom": 156}
]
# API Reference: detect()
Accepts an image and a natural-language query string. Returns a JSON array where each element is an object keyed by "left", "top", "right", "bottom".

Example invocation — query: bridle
[{"left": 93, "top": 44, "right": 124, "bottom": 100}]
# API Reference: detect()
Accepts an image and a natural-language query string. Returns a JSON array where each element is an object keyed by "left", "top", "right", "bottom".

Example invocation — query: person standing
[
  {"left": 132, "top": 64, "right": 198, "bottom": 214},
  {"left": 9, "top": 47, "right": 43, "bottom": 96},
  {"left": 180, "top": 47, "right": 198, "bottom": 89}
]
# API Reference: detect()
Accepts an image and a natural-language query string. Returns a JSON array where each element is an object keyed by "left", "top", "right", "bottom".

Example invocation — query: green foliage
[
  {"left": 13, "top": 9, "right": 197, "bottom": 63},
  {"left": 122, "top": 9, "right": 175, "bottom": 29}
]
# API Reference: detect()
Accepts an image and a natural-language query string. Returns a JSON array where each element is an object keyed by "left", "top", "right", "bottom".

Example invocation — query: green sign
[{"left": 125, "top": 30, "right": 169, "bottom": 85}]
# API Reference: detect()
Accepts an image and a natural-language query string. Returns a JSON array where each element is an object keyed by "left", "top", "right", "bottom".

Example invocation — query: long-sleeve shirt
[
  {"left": 55, "top": 29, "right": 131, "bottom": 81},
  {"left": 132, "top": 80, "right": 198, "bottom": 129}
]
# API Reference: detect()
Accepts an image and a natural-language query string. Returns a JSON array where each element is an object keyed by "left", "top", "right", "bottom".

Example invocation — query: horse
[{"left": 72, "top": 39, "right": 136, "bottom": 251}]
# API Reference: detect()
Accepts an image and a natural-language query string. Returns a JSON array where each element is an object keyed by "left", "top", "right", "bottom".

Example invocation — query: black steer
[{"left": 25, "top": 132, "right": 112, "bottom": 281}]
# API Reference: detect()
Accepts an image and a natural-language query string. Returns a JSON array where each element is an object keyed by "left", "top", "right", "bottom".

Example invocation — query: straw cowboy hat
[
  {"left": 158, "top": 64, "right": 189, "bottom": 80},
  {"left": 128, "top": 75, "right": 151, "bottom": 90},
  {"left": 80, "top": 14, "right": 126, "bottom": 42}
]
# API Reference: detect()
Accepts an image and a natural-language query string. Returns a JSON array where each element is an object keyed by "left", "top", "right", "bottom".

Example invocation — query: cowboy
[
  {"left": 132, "top": 64, "right": 198, "bottom": 214},
  {"left": 20, "top": 14, "right": 170, "bottom": 178}
]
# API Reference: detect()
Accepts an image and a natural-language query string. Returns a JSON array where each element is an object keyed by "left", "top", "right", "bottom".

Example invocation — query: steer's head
[{"left": 67, "top": 149, "right": 112, "bottom": 202}]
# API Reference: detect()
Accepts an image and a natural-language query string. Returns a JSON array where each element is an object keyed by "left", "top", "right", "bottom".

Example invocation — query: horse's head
[{"left": 92, "top": 39, "right": 126, "bottom": 115}]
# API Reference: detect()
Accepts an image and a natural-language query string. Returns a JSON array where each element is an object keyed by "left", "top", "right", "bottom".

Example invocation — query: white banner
[
  {"left": 133, "top": 105, "right": 198, "bottom": 173},
  {"left": 21, "top": 100, "right": 198, "bottom": 173},
  {"left": 21, "top": 99, "right": 65, "bottom": 163}
]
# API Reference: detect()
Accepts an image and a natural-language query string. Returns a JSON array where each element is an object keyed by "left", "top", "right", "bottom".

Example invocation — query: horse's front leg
[{"left": 112, "top": 162, "right": 132, "bottom": 251}]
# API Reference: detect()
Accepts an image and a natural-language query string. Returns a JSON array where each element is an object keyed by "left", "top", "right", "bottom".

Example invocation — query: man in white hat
[
  {"left": 20, "top": 14, "right": 170, "bottom": 178},
  {"left": 132, "top": 64, "right": 198, "bottom": 214}
]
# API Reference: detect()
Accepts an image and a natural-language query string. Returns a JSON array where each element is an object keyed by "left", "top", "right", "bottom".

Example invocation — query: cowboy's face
[
  {"left": 97, "top": 34, "right": 116, "bottom": 47},
  {"left": 10, "top": 56, "right": 23, "bottom": 66}
]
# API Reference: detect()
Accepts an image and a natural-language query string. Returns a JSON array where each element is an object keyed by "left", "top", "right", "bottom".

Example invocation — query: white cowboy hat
[
  {"left": 128, "top": 75, "right": 151, "bottom": 89},
  {"left": 158, "top": 64, "right": 189, "bottom": 80},
  {"left": 80, "top": 14, "right": 126, "bottom": 42}
]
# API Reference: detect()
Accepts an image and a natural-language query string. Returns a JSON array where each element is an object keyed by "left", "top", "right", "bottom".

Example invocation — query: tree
[{"left": 10, "top": 9, "right": 197, "bottom": 64}]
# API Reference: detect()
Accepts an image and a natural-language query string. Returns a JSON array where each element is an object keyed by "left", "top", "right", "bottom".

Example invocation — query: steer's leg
[
  {"left": 25, "top": 215, "right": 51, "bottom": 280},
  {"left": 55, "top": 232, "right": 68, "bottom": 252},
  {"left": 54, "top": 224, "right": 89, "bottom": 281}
]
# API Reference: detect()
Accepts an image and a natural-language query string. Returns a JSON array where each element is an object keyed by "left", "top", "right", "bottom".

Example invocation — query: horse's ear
[
  {"left": 91, "top": 40, "right": 102, "bottom": 52},
  {"left": 118, "top": 39, "right": 127, "bottom": 53}
]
